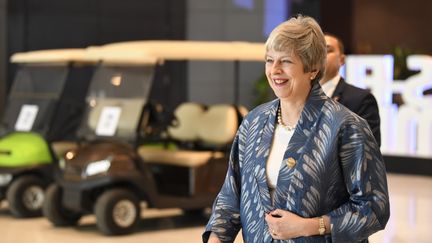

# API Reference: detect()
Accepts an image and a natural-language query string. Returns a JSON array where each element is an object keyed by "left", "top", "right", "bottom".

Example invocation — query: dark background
[{"left": 0, "top": 0, "right": 187, "bottom": 112}]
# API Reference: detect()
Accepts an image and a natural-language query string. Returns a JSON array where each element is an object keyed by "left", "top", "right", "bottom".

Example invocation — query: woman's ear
[{"left": 310, "top": 69, "right": 319, "bottom": 80}]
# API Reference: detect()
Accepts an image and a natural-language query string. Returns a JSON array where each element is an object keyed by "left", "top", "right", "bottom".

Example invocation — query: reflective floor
[{"left": 0, "top": 173, "right": 431, "bottom": 243}]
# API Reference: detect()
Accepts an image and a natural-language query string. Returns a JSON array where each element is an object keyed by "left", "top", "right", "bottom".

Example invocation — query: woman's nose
[{"left": 271, "top": 61, "right": 282, "bottom": 74}]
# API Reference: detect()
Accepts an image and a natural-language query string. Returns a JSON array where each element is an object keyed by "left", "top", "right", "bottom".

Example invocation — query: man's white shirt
[{"left": 320, "top": 74, "right": 340, "bottom": 97}]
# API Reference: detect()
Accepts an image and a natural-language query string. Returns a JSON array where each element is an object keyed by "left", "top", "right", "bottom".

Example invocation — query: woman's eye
[
  {"left": 282, "top": 59, "right": 292, "bottom": 64},
  {"left": 265, "top": 59, "right": 273, "bottom": 63}
]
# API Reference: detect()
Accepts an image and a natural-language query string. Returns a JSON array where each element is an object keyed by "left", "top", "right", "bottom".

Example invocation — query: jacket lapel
[
  {"left": 251, "top": 100, "right": 278, "bottom": 212},
  {"left": 273, "top": 83, "right": 328, "bottom": 210}
]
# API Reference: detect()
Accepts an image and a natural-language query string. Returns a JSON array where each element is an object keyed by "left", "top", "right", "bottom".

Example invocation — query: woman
[{"left": 203, "top": 15, "right": 389, "bottom": 243}]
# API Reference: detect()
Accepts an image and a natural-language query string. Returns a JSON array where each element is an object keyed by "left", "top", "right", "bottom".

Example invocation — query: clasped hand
[{"left": 265, "top": 209, "right": 307, "bottom": 240}]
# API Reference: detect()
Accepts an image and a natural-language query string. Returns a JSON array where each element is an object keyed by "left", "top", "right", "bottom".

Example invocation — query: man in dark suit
[{"left": 320, "top": 33, "right": 381, "bottom": 146}]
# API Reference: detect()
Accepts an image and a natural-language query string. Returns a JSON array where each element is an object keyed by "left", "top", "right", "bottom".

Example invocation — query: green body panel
[{"left": 0, "top": 132, "right": 52, "bottom": 167}]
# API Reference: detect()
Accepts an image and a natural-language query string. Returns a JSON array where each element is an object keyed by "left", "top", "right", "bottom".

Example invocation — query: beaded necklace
[{"left": 277, "top": 106, "right": 296, "bottom": 132}]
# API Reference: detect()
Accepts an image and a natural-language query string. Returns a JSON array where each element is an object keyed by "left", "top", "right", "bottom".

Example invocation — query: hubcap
[
  {"left": 23, "top": 186, "right": 44, "bottom": 210},
  {"left": 112, "top": 200, "right": 137, "bottom": 228}
]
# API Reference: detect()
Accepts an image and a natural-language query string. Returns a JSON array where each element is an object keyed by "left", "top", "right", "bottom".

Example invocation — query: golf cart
[
  {"left": 0, "top": 49, "right": 93, "bottom": 217},
  {"left": 43, "top": 41, "right": 264, "bottom": 235}
]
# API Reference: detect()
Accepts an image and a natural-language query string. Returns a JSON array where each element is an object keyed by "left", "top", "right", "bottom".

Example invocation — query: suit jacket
[
  {"left": 332, "top": 78, "right": 381, "bottom": 146},
  {"left": 203, "top": 84, "right": 389, "bottom": 243}
]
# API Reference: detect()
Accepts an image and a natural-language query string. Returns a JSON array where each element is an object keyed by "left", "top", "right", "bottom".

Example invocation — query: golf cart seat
[
  {"left": 137, "top": 102, "right": 243, "bottom": 168},
  {"left": 137, "top": 148, "right": 225, "bottom": 168},
  {"left": 237, "top": 105, "right": 249, "bottom": 118}
]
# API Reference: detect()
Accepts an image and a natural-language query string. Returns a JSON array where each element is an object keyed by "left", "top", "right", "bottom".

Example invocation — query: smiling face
[{"left": 265, "top": 49, "right": 317, "bottom": 101}]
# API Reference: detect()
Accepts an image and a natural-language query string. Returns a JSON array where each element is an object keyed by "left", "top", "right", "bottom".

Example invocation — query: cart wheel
[
  {"left": 43, "top": 184, "right": 82, "bottom": 226},
  {"left": 6, "top": 175, "right": 45, "bottom": 218},
  {"left": 95, "top": 189, "right": 140, "bottom": 235}
]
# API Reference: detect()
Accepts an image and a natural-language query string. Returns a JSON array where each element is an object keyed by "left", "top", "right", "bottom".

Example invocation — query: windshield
[
  {"left": 0, "top": 65, "right": 68, "bottom": 136},
  {"left": 77, "top": 65, "right": 155, "bottom": 143}
]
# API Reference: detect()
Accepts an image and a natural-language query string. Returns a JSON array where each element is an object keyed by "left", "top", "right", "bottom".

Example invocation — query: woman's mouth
[{"left": 273, "top": 79, "right": 288, "bottom": 85}]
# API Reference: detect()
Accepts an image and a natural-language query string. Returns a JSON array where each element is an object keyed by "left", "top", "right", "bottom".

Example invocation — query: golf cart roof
[
  {"left": 86, "top": 40, "right": 265, "bottom": 63},
  {"left": 10, "top": 48, "right": 93, "bottom": 64},
  {"left": 84, "top": 47, "right": 158, "bottom": 66}
]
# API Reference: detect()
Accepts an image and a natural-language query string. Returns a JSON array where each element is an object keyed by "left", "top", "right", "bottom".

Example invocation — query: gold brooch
[{"left": 286, "top": 157, "right": 296, "bottom": 168}]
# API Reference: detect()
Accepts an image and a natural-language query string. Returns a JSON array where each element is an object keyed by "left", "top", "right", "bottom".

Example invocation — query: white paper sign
[
  {"left": 15, "top": 104, "right": 39, "bottom": 131},
  {"left": 95, "top": 106, "right": 122, "bottom": 136}
]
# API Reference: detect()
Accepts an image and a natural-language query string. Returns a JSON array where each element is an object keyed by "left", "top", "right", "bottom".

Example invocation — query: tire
[
  {"left": 95, "top": 189, "right": 140, "bottom": 235},
  {"left": 6, "top": 175, "right": 45, "bottom": 218},
  {"left": 42, "top": 184, "right": 82, "bottom": 226}
]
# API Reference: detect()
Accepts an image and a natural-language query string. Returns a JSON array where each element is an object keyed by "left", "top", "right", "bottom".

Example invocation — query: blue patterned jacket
[{"left": 203, "top": 84, "right": 390, "bottom": 243}]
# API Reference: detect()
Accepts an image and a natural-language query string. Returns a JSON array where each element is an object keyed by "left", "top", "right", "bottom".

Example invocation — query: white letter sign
[
  {"left": 15, "top": 104, "right": 39, "bottom": 131},
  {"left": 346, "top": 55, "right": 432, "bottom": 158},
  {"left": 95, "top": 106, "right": 122, "bottom": 136}
]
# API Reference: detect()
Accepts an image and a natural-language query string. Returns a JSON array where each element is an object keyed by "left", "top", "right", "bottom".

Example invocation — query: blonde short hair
[{"left": 265, "top": 15, "right": 326, "bottom": 83}]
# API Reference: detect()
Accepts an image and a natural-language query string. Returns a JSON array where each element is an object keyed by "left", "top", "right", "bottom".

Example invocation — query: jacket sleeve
[
  {"left": 202, "top": 128, "right": 243, "bottom": 243},
  {"left": 328, "top": 117, "right": 390, "bottom": 242}
]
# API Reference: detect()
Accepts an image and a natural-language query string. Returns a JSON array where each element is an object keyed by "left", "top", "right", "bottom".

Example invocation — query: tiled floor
[
  {"left": 0, "top": 173, "right": 431, "bottom": 243},
  {"left": 369, "top": 173, "right": 432, "bottom": 243}
]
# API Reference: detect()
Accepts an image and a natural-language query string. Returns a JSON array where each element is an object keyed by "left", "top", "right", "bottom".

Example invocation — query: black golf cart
[
  {"left": 0, "top": 49, "right": 93, "bottom": 217},
  {"left": 43, "top": 41, "right": 263, "bottom": 235}
]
